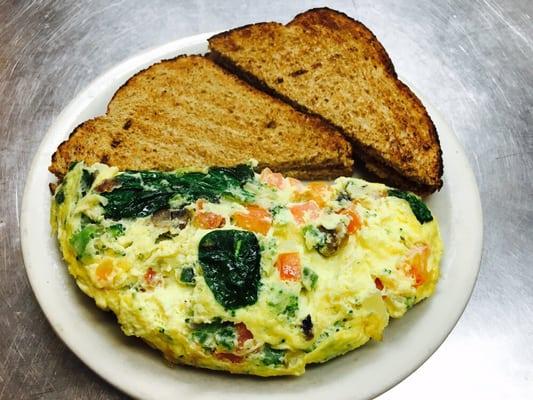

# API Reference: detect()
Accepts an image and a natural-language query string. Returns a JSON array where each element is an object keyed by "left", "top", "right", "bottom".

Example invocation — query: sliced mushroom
[
  {"left": 151, "top": 208, "right": 191, "bottom": 230},
  {"left": 151, "top": 208, "right": 171, "bottom": 227},
  {"left": 316, "top": 224, "right": 348, "bottom": 257},
  {"left": 170, "top": 208, "right": 191, "bottom": 229},
  {"left": 94, "top": 178, "right": 120, "bottom": 193}
]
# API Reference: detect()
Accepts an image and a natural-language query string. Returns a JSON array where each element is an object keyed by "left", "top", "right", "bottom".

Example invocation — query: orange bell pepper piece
[
  {"left": 276, "top": 252, "right": 301, "bottom": 281},
  {"left": 339, "top": 208, "right": 362, "bottom": 234},
  {"left": 289, "top": 201, "right": 320, "bottom": 225},
  {"left": 232, "top": 205, "right": 272, "bottom": 235},
  {"left": 403, "top": 244, "right": 430, "bottom": 287},
  {"left": 193, "top": 211, "right": 226, "bottom": 229}
]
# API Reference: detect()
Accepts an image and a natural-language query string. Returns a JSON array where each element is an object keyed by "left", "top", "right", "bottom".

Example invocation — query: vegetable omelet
[{"left": 51, "top": 162, "right": 442, "bottom": 376}]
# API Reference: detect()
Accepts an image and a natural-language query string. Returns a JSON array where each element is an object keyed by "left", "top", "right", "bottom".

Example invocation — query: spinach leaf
[
  {"left": 101, "top": 165, "right": 255, "bottom": 220},
  {"left": 198, "top": 230, "right": 261, "bottom": 310},
  {"left": 180, "top": 267, "right": 195, "bottom": 284},
  {"left": 55, "top": 187, "right": 65, "bottom": 204},
  {"left": 261, "top": 345, "right": 286, "bottom": 366},
  {"left": 80, "top": 169, "right": 95, "bottom": 196},
  {"left": 388, "top": 189, "right": 433, "bottom": 224}
]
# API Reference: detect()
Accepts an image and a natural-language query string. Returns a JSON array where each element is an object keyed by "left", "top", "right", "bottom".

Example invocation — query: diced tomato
[
  {"left": 289, "top": 201, "right": 320, "bottom": 225},
  {"left": 144, "top": 267, "right": 157, "bottom": 284},
  {"left": 144, "top": 267, "right": 162, "bottom": 288},
  {"left": 260, "top": 168, "right": 285, "bottom": 189},
  {"left": 276, "top": 252, "right": 301, "bottom": 281},
  {"left": 340, "top": 208, "right": 362, "bottom": 234},
  {"left": 235, "top": 323, "right": 254, "bottom": 347},
  {"left": 215, "top": 352, "right": 244, "bottom": 363},
  {"left": 403, "top": 244, "right": 430, "bottom": 287},
  {"left": 232, "top": 205, "right": 272, "bottom": 235},
  {"left": 374, "top": 277, "right": 384, "bottom": 290},
  {"left": 193, "top": 211, "right": 225, "bottom": 229},
  {"left": 96, "top": 259, "right": 113, "bottom": 281}
]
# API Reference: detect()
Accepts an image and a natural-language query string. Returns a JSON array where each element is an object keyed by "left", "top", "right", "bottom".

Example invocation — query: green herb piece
[
  {"left": 70, "top": 224, "right": 101, "bottom": 260},
  {"left": 215, "top": 326, "right": 236, "bottom": 350},
  {"left": 198, "top": 230, "right": 261, "bottom": 310},
  {"left": 388, "top": 189, "right": 433, "bottom": 224},
  {"left": 266, "top": 287, "right": 300, "bottom": 318},
  {"left": 101, "top": 165, "right": 255, "bottom": 220},
  {"left": 270, "top": 205, "right": 284, "bottom": 218},
  {"left": 55, "top": 188, "right": 65, "bottom": 204},
  {"left": 283, "top": 295, "right": 299, "bottom": 317},
  {"left": 108, "top": 223, "right": 125, "bottom": 238},
  {"left": 302, "top": 225, "right": 325, "bottom": 250},
  {"left": 336, "top": 189, "right": 352, "bottom": 202},
  {"left": 405, "top": 296, "right": 417, "bottom": 309},
  {"left": 180, "top": 267, "right": 195, "bottom": 284},
  {"left": 261, "top": 345, "right": 286, "bottom": 366},
  {"left": 192, "top": 320, "right": 236, "bottom": 351},
  {"left": 302, "top": 267, "right": 318, "bottom": 290}
]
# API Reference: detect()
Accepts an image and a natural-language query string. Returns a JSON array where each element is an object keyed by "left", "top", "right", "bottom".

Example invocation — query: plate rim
[{"left": 20, "top": 31, "right": 483, "bottom": 400}]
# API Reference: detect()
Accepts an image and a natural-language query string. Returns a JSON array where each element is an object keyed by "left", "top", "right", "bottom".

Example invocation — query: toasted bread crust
[
  {"left": 50, "top": 55, "right": 353, "bottom": 180},
  {"left": 358, "top": 154, "right": 435, "bottom": 196},
  {"left": 282, "top": 165, "right": 354, "bottom": 181},
  {"left": 209, "top": 7, "right": 443, "bottom": 193}
]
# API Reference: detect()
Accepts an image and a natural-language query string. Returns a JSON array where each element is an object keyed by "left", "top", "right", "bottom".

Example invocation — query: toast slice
[
  {"left": 49, "top": 55, "right": 353, "bottom": 180},
  {"left": 208, "top": 8, "right": 443, "bottom": 193}
]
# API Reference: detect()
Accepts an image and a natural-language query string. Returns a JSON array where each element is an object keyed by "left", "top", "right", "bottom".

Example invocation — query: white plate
[{"left": 21, "top": 32, "right": 483, "bottom": 400}]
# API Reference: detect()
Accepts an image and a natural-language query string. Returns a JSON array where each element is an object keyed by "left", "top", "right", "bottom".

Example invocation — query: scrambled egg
[{"left": 51, "top": 162, "right": 442, "bottom": 376}]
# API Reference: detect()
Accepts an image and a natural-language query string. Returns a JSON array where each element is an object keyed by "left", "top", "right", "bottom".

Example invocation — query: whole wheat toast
[
  {"left": 209, "top": 8, "right": 443, "bottom": 194},
  {"left": 49, "top": 55, "right": 353, "bottom": 180}
]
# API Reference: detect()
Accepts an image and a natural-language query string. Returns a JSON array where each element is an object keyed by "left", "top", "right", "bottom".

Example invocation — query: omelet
[{"left": 51, "top": 162, "right": 442, "bottom": 376}]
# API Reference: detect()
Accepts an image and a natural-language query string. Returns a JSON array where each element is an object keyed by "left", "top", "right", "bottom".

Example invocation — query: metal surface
[{"left": 0, "top": 0, "right": 531, "bottom": 398}]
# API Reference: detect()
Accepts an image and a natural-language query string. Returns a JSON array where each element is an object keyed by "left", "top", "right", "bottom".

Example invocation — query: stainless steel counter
[{"left": 1, "top": 0, "right": 531, "bottom": 398}]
